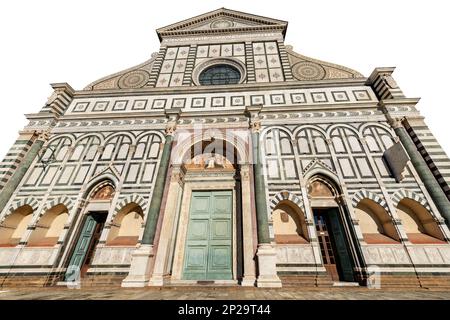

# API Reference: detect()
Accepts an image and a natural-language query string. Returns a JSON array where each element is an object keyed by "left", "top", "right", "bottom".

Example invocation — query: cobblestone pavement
[{"left": 0, "top": 287, "right": 450, "bottom": 300}]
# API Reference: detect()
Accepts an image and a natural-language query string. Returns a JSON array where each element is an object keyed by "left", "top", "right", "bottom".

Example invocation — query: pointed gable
[{"left": 156, "top": 8, "right": 288, "bottom": 41}]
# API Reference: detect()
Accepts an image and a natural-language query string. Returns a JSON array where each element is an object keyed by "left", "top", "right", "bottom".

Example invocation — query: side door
[{"left": 64, "top": 215, "right": 97, "bottom": 281}]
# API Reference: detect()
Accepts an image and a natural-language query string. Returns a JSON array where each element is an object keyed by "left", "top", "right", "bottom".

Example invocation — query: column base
[
  {"left": 121, "top": 244, "right": 154, "bottom": 288},
  {"left": 241, "top": 276, "right": 256, "bottom": 287},
  {"left": 148, "top": 274, "right": 164, "bottom": 286},
  {"left": 255, "top": 243, "right": 282, "bottom": 288}
]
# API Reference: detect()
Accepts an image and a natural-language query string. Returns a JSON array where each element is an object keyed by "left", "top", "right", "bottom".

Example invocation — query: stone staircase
[
  {"left": 279, "top": 274, "right": 335, "bottom": 287},
  {"left": 80, "top": 273, "right": 125, "bottom": 287}
]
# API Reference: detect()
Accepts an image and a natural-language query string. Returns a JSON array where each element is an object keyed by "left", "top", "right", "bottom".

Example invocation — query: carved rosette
[
  {"left": 210, "top": 19, "right": 235, "bottom": 29},
  {"left": 292, "top": 62, "right": 326, "bottom": 81},
  {"left": 118, "top": 70, "right": 150, "bottom": 89}
]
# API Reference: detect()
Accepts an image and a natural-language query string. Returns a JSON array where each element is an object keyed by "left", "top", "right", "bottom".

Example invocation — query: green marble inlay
[
  {"left": 252, "top": 130, "right": 270, "bottom": 244},
  {"left": 395, "top": 126, "right": 450, "bottom": 225},
  {"left": 141, "top": 134, "right": 173, "bottom": 245},
  {"left": 0, "top": 139, "right": 43, "bottom": 213}
]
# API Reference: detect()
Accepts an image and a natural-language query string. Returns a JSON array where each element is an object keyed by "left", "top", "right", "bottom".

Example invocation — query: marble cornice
[{"left": 73, "top": 78, "right": 368, "bottom": 99}]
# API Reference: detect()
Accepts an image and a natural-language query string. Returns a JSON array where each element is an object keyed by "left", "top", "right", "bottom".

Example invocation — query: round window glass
[{"left": 198, "top": 64, "right": 241, "bottom": 85}]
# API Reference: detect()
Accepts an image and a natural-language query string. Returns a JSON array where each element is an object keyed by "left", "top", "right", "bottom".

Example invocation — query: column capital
[
  {"left": 250, "top": 120, "right": 261, "bottom": 133},
  {"left": 165, "top": 123, "right": 177, "bottom": 137},
  {"left": 389, "top": 117, "right": 404, "bottom": 129},
  {"left": 36, "top": 128, "right": 52, "bottom": 141},
  {"left": 245, "top": 105, "right": 263, "bottom": 133}
]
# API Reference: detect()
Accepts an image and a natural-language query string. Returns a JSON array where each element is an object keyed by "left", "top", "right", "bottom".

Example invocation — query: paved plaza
[{"left": 0, "top": 286, "right": 450, "bottom": 300}]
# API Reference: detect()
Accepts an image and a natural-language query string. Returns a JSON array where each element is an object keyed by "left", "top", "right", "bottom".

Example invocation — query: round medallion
[
  {"left": 293, "top": 62, "right": 326, "bottom": 81},
  {"left": 118, "top": 70, "right": 150, "bottom": 89},
  {"left": 210, "top": 19, "right": 234, "bottom": 29}
]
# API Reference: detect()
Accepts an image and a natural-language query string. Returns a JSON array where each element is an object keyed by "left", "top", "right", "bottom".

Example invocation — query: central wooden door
[
  {"left": 182, "top": 190, "right": 233, "bottom": 280},
  {"left": 313, "top": 208, "right": 355, "bottom": 282}
]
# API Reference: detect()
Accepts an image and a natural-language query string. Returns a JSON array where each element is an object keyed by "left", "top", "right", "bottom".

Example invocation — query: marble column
[
  {"left": 247, "top": 106, "right": 281, "bottom": 287},
  {"left": 122, "top": 120, "right": 176, "bottom": 287},
  {"left": 0, "top": 132, "right": 46, "bottom": 213},
  {"left": 240, "top": 163, "right": 256, "bottom": 286},
  {"left": 148, "top": 165, "right": 184, "bottom": 286},
  {"left": 392, "top": 119, "right": 450, "bottom": 224}
]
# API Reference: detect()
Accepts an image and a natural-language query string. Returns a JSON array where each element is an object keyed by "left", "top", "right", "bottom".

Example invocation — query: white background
[{"left": 0, "top": 0, "right": 449, "bottom": 159}]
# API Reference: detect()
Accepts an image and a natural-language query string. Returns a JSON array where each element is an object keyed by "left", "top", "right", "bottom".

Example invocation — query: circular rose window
[{"left": 198, "top": 64, "right": 241, "bottom": 85}]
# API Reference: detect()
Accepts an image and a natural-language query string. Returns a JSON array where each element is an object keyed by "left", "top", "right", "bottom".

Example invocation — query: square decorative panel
[
  {"left": 192, "top": 97, "right": 206, "bottom": 108},
  {"left": 112, "top": 100, "right": 128, "bottom": 111},
  {"left": 252, "top": 43, "right": 265, "bottom": 54},
  {"left": 173, "top": 60, "right": 187, "bottom": 73},
  {"left": 221, "top": 44, "right": 233, "bottom": 57},
  {"left": 172, "top": 98, "right": 186, "bottom": 109},
  {"left": 254, "top": 55, "right": 267, "bottom": 69},
  {"left": 267, "top": 54, "right": 281, "bottom": 68},
  {"left": 209, "top": 45, "right": 220, "bottom": 57},
  {"left": 251, "top": 95, "right": 265, "bottom": 105},
  {"left": 270, "top": 94, "right": 285, "bottom": 105},
  {"left": 332, "top": 91, "right": 350, "bottom": 102},
  {"left": 169, "top": 73, "right": 184, "bottom": 87},
  {"left": 231, "top": 96, "right": 245, "bottom": 106},
  {"left": 93, "top": 101, "right": 109, "bottom": 112},
  {"left": 152, "top": 99, "right": 166, "bottom": 109},
  {"left": 165, "top": 47, "right": 178, "bottom": 59},
  {"left": 211, "top": 97, "right": 225, "bottom": 107},
  {"left": 132, "top": 100, "right": 147, "bottom": 110},
  {"left": 156, "top": 74, "right": 170, "bottom": 87},
  {"left": 265, "top": 42, "right": 278, "bottom": 54},
  {"left": 233, "top": 43, "right": 245, "bottom": 56},
  {"left": 290, "top": 93, "right": 306, "bottom": 104},
  {"left": 269, "top": 69, "right": 284, "bottom": 82},
  {"left": 196, "top": 45, "right": 209, "bottom": 58},
  {"left": 311, "top": 92, "right": 328, "bottom": 103},
  {"left": 176, "top": 47, "right": 189, "bottom": 59},
  {"left": 161, "top": 60, "right": 175, "bottom": 74},
  {"left": 353, "top": 90, "right": 371, "bottom": 101},
  {"left": 255, "top": 69, "right": 269, "bottom": 82},
  {"left": 73, "top": 102, "right": 89, "bottom": 112}
]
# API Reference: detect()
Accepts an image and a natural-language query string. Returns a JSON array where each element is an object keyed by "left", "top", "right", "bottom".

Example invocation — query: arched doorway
[
  {"left": 158, "top": 135, "right": 254, "bottom": 285},
  {"left": 179, "top": 140, "right": 240, "bottom": 281},
  {"left": 307, "top": 176, "right": 358, "bottom": 282},
  {"left": 181, "top": 152, "right": 236, "bottom": 280},
  {"left": 64, "top": 183, "right": 115, "bottom": 281}
]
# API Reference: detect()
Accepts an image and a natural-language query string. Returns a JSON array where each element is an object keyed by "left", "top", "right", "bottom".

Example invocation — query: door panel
[
  {"left": 314, "top": 210, "right": 339, "bottom": 281},
  {"left": 189, "top": 220, "right": 209, "bottom": 240},
  {"left": 314, "top": 208, "right": 355, "bottom": 282},
  {"left": 183, "top": 190, "right": 233, "bottom": 280},
  {"left": 327, "top": 208, "right": 355, "bottom": 282},
  {"left": 64, "top": 215, "right": 97, "bottom": 281},
  {"left": 210, "top": 220, "right": 231, "bottom": 239}
]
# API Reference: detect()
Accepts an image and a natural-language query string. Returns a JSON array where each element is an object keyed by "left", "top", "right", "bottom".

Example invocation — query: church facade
[{"left": 1, "top": 8, "right": 450, "bottom": 288}]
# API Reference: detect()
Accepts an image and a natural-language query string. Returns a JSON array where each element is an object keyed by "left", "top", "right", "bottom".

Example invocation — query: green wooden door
[
  {"left": 327, "top": 208, "right": 355, "bottom": 282},
  {"left": 183, "top": 190, "right": 233, "bottom": 280},
  {"left": 64, "top": 215, "right": 97, "bottom": 282}
]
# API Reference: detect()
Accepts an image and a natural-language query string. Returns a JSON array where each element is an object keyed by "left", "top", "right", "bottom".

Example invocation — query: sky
[{"left": 0, "top": 0, "right": 449, "bottom": 160}]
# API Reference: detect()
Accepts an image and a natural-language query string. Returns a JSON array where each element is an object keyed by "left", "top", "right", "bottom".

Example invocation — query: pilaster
[
  {"left": 245, "top": 106, "right": 281, "bottom": 288},
  {"left": 382, "top": 101, "right": 450, "bottom": 227},
  {"left": 122, "top": 109, "right": 181, "bottom": 287}
]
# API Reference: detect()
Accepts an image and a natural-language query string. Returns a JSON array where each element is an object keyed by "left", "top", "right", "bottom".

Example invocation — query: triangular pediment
[
  {"left": 302, "top": 158, "right": 337, "bottom": 177},
  {"left": 89, "top": 163, "right": 122, "bottom": 182},
  {"left": 157, "top": 8, "right": 287, "bottom": 40}
]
